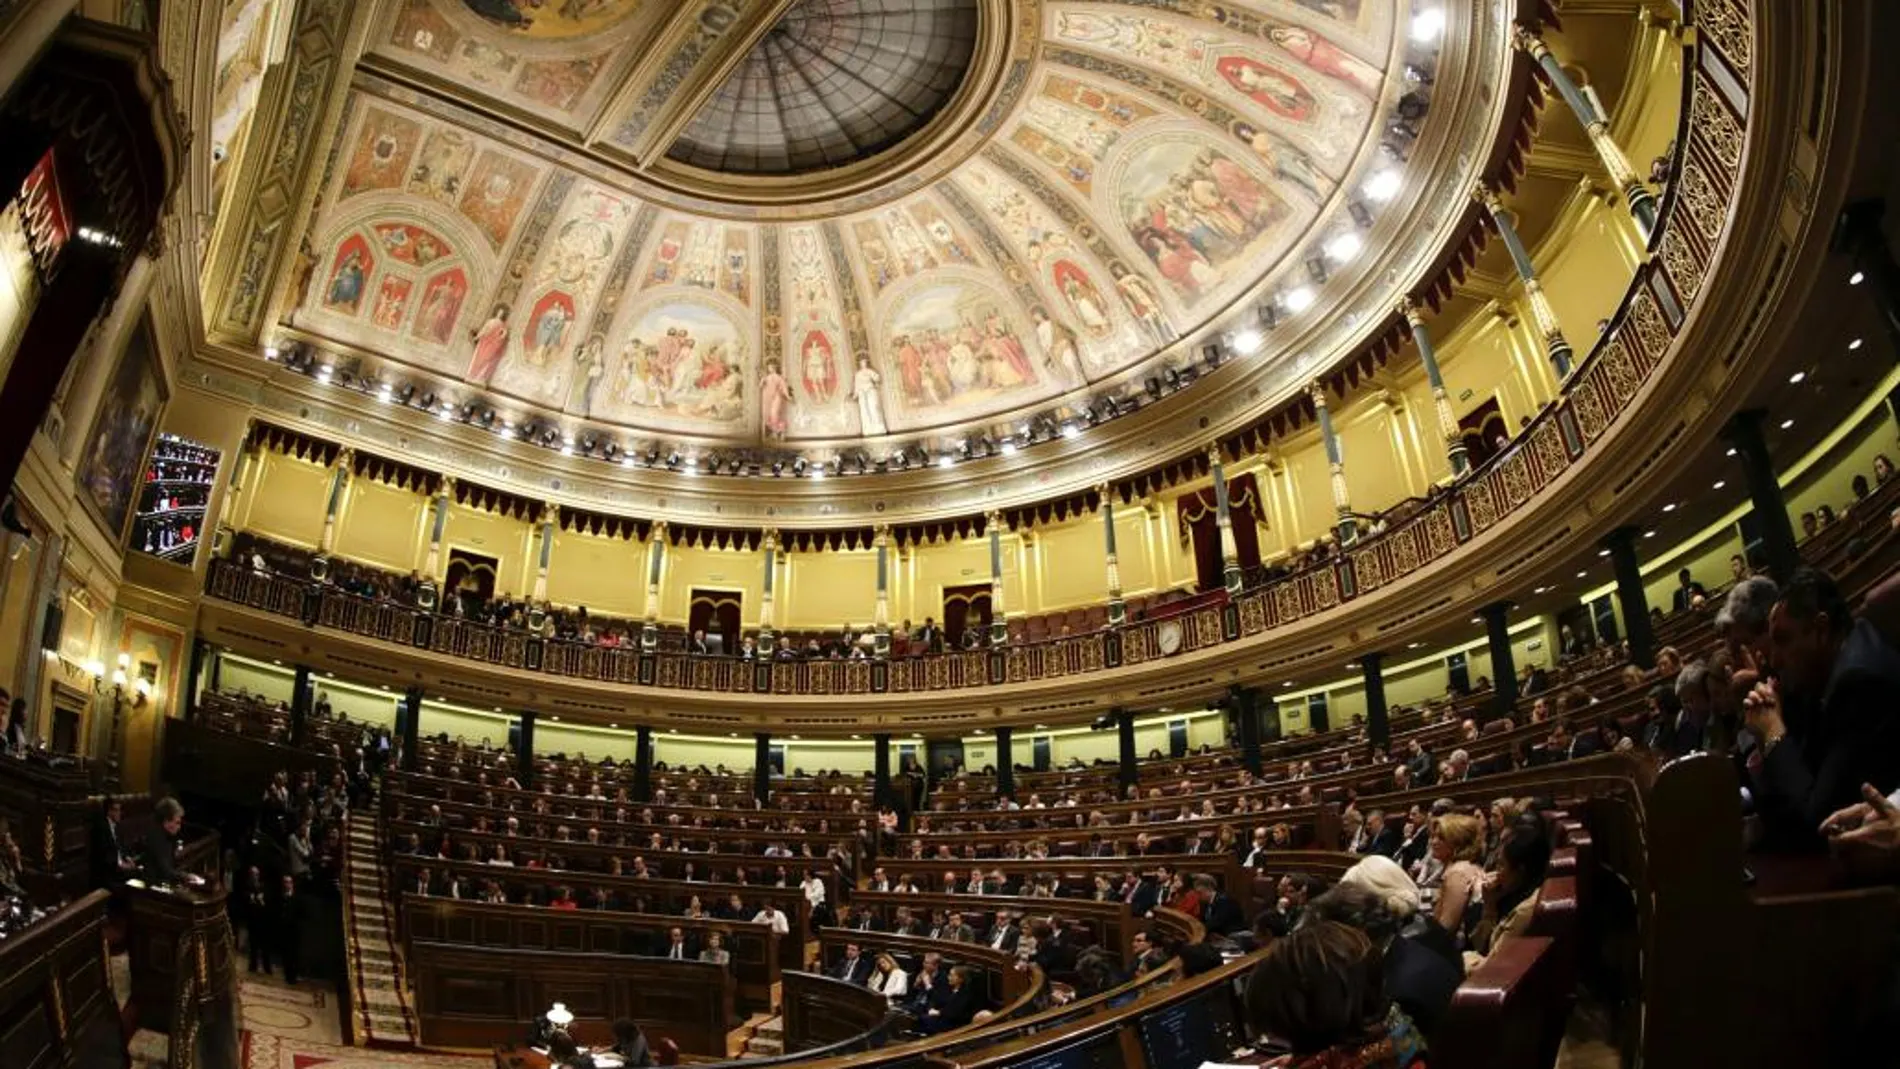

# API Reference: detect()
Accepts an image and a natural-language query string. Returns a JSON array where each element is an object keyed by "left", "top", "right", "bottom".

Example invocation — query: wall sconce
[
  {"left": 112, "top": 652, "right": 129, "bottom": 689},
  {"left": 133, "top": 677, "right": 152, "bottom": 707}
]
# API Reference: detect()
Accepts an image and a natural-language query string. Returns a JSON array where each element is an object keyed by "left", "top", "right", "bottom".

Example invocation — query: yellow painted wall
[
  {"left": 241, "top": 451, "right": 328, "bottom": 548},
  {"left": 418, "top": 702, "right": 514, "bottom": 745},
  {"left": 538, "top": 719, "right": 638, "bottom": 761},
  {"left": 902, "top": 536, "right": 998, "bottom": 624},
  {"left": 546, "top": 529, "right": 645, "bottom": 619},
  {"left": 1274, "top": 617, "right": 1549, "bottom": 734},
  {"left": 1539, "top": 195, "right": 1643, "bottom": 347},
  {"left": 782, "top": 550, "right": 879, "bottom": 629},
  {"left": 334, "top": 478, "right": 427, "bottom": 574}
]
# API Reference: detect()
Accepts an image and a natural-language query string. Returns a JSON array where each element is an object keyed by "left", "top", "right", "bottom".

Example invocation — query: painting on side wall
[{"left": 76, "top": 315, "right": 167, "bottom": 546}]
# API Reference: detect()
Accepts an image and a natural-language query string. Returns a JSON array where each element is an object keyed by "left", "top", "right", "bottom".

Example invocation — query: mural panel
[{"left": 77, "top": 316, "right": 166, "bottom": 545}]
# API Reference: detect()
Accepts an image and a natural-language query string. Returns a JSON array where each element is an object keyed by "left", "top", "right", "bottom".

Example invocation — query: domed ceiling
[{"left": 281, "top": 0, "right": 1444, "bottom": 469}]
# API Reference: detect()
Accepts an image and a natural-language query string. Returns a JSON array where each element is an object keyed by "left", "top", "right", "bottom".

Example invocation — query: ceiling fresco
[{"left": 285, "top": 0, "right": 1415, "bottom": 454}]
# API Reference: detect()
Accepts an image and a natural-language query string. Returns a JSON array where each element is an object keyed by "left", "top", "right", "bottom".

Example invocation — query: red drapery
[{"left": 1177, "top": 473, "right": 1263, "bottom": 592}]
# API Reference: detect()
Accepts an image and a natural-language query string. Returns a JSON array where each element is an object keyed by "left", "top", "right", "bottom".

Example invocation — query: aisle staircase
[
  {"left": 737, "top": 1015, "right": 784, "bottom": 1058},
  {"left": 340, "top": 801, "right": 421, "bottom": 1048}
]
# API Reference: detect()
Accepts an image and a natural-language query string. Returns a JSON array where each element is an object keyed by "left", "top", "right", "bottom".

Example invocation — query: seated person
[
  {"left": 1244, "top": 921, "right": 1425, "bottom": 1067},
  {"left": 915, "top": 966, "right": 980, "bottom": 1035},
  {"left": 607, "top": 1018, "right": 654, "bottom": 1067},
  {"left": 1464, "top": 812, "right": 1551, "bottom": 974}
]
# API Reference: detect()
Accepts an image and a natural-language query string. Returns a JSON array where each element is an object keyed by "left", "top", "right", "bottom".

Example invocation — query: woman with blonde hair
[
  {"left": 1426, "top": 812, "right": 1486, "bottom": 948},
  {"left": 868, "top": 952, "right": 909, "bottom": 1000}
]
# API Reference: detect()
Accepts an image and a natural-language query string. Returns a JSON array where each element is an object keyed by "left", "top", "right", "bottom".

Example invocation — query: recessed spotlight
[
  {"left": 1365, "top": 169, "right": 1402, "bottom": 201},
  {"left": 1724, "top": 447, "right": 1736, "bottom": 457},
  {"left": 1779, "top": 419, "right": 1794, "bottom": 430},
  {"left": 937, "top": 454, "right": 954, "bottom": 469},
  {"left": 1345, "top": 662, "right": 1358, "bottom": 669},
  {"left": 1662, "top": 502, "right": 1677, "bottom": 512},
  {"left": 1597, "top": 548, "right": 1610, "bottom": 557},
  {"left": 1000, "top": 440, "right": 1018, "bottom": 456},
  {"left": 1576, "top": 571, "right": 1587, "bottom": 579},
  {"left": 550, "top": 715, "right": 560, "bottom": 721},
  {"left": 609, "top": 723, "right": 618, "bottom": 729},
  {"left": 1406, "top": 641, "right": 1423, "bottom": 649},
  {"left": 1061, "top": 423, "right": 1082, "bottom": 440},
  {"left": 810, "top": 467, "right": 826, "bottom": 481},
  {"left": 1788, "top": 371, "right": 1806, "bottom": 384},
  {"left": 376, "top": 383, "right": 392, "bottom": 402},
  {"left": 1324, "top": 232, "right": 1363, "bottom": 262},
  {"left": 1850, "top": 271, "right": 1865, "bottom": 285},
  {"left": 1643, "top": 530, "right": 1657, "bottom": 538},
  {"left": 1281, "top": 681, "right": 1294, "bottom": 688},
  {"left": 1532, "top": 586, "right": 1548, "bottom": 595},
  {"left": 1231, "top": 329, "right": 1264, "bottom": 355},
  {"left": 1712, "top": 480, "right": 1726, "bottom": 490},
  {"left": 1283, "top": 286, "right": 1316, "bottom": 313},
  {"left": 1848, "top": 338, "right": 1863, "bottom": 350}
]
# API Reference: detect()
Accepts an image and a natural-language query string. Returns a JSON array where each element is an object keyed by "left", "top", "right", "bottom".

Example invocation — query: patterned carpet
[
  {"left": 340, "top": 805, "right": 422, "bottom": 1046},
  {"left": 240, "top": 1033, "right": 486, "bottom": 1068}
]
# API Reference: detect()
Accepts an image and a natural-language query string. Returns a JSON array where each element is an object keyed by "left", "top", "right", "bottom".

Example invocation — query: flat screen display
[
  {"left": 1136, "top": 986, "right": 1242, "bottom": 1069},
  {"left": 1007, "top": 1030, "right": 1123, "bottom": 1069}
]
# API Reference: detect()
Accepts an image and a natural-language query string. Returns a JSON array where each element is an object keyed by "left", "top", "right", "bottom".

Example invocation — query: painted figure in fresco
[
  {"left": 852, "top": 357, "right": 887, "bottom": 436},
  {"left": 613, "top": 336, "right": 659, "bottom": 408},
  {"left": 417, "top": 273, "right": 465, "bottom": 344},
  {"left": 1031, "top": 308, "right": 1083, "bottom": 382},
  {"left": 372, "top": 280, "right": 410, "bottom": 329},
  {"left": 1054, "top": 263, "right": 1113, "bottom": 336},
  {"left": 569, "top": 334, "right": 605, "bottom": 417},
  {"left": 761, "top": 360, "right": 792, "bottom": 439},
  {"left": 325, "top": 248, "right": 367, "bottom": 312},
  {"left": 801, "top": 332, "right": 838, "bottom": 404},
  {"left": 466, "top": 305, "right": 510, "bottom": 384},
  {"left": 1232, "top": 122, "right": 1328, "bottom": 202},
  {"left": 1217, "top": 57, "right": 1317, "bottom": 121},
  {"left": 1267, "top": 25, "right": 1382, "bottom": 97},
  {"left": 1112, "top": 263, "right": 1172, "bottom": 345},
  {"left": 462, "top": 0, "right": 532, "bottom": 28},
  {"left": 529, "top": 299, "right": 571, "bottom": 367}
]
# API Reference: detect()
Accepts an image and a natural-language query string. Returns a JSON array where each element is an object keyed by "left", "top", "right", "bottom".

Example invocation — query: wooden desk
[
  {"left": 411, "top": 943, "right": 731, "bottom": 1055},
  {"left": 122, "top": 880, "right": 235, "bottom": 1039},
  {"left": 0, "top": 891, "right": 122, "bottom": 1069},
  {"left": 401, "top": 895, "right": 778, "bottom": 1015},
  {"left": 781, "top": 971, "right": 897, "bottom": 1052}
]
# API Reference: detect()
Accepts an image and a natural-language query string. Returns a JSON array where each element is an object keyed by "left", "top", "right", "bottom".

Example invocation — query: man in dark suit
[
  {"left": 1748, "top": 569, "right": 1900, "bottom": 848},
  {"left": 1360, "top": 810, "right": 1402, "bottom": 857},
  {"left": 408, "top": 866, "right": 437, "bottom": 897},
  {"left": 274, "top": 874, "right": 305, "bottom": 985},
  {"left": 1671, "top": 567, "right": 1708, "bottom": 612},
  {"left": 1196, "top": 876, "right": 1245, "bottom": 936},
  {"left": 832, "top": 942, "right": 872, "bottom": 985},
  {"left": 916, "top": 618, "right": 942, "bottom": 654},
  {"left": 1128, "top": 872, "right": 1160, "bottom": 917},
  {"left": 143, "top": 797, "right": 186, "bottom": 884},
  {"left": 90, "top": 798, "right": 134, "bottom": 889},
  {"left": 985, "top": 910, "right": 1020, "bottom": 952},
  {"left": 242, "top": 867, "right": 272, "bottom": 974},
  {"left": 659, "top": 926, "right": 696, "bottom": 961},
  {"left": 847, "top": 904, "right": 880, "bottom": 932}
]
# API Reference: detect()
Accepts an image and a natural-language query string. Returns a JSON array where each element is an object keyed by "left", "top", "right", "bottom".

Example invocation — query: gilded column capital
[
  {"left": 1307, "top": 381, "right": 1330, "bottom": 409},
  {"left": 1206, "top": 443, "right": 1225, "bottom": 468},
  {"left": 1511, "top": 22, "right": 1550, "bottom": 59},
  {"left": 332, "top": 447, "right": 354, "bottom": 472},
  {"left": 762, "top": 528, "right": 780, "bottom": 551},
  {"left": 1396, "top": 297, "right": 1425, "bottom": 328},
  {"left": 650, "top": 518, "right": 669, "bottom": 537},
  {"left": 984, "top": 511, "right": 1005, "bottom": 532},
  {"left": 1471, "top": 182, "right": 1505, "bottom": 216},
  {"left": 437, "top": 475, "right": 456, "bottom": 498}
]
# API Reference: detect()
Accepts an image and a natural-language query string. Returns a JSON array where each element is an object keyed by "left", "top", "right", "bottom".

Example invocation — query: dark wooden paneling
[
  {"left": 0, "top": 892, "right": 117, "bottom": 1069},
  {"left": 781, "top": 971, "right": 892, "bottom": 1053},
  {"left": 411, "top": 943, "right": 731, "bottom": 1056},
  {"left": 401, "top": 896, "right": 774, "bottom": 1016}
]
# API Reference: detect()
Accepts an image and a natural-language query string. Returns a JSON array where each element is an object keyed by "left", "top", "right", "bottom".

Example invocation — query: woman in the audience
[
  {"left": 1338, "top": 855, "right": 1459, "bottom": 968},
  {"left": 1465, "top": 812, "right": 1553, "bottom": 973},
  {"left": 917, "top": 965, "right": 980, "bottom": 1034},
  {"left": 1425, "top": 813, "right": 1485, "bottom": 949},
  {"left": 1244, "top": 921, "right": 1425, "bottom": 1067},
  {"left": 1305, "top": 881, "right": 1460, "bottom": 1036},
  {"left": 868, "top": 952, "right": 909, "bottom": 1001}
]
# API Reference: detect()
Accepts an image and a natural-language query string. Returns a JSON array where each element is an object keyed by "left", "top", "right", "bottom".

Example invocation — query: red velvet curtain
[{"left": 1178, "top": 473, "right": 1263, "bottom": 592}]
